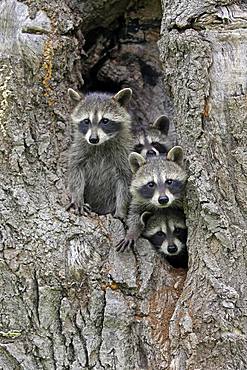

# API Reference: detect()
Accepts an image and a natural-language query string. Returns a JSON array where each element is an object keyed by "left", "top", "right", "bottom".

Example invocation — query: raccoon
[
  {"left": 116, "top": 146, "right": 187, "bottom": 251},
  {"left": 67, "top": 87, "right": 133, "bottom": 218},
  {"left": 133, "top": 115, "right": 175, "bottom": 158},
  {"left": 141, "top": 209, "right": 188, "bottom": 268}
]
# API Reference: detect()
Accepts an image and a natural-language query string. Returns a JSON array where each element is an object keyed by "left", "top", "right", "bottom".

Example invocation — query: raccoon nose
[
  {"left": 158, "top": 195, "right": 169, "bottom": 205},
  {"left": 147, "top": 149, "right": 156, "bottom": 156},
  {"left": 89, "top": 136, "right": 99, "bottom": 144},
  {"left": 167, "top": 245, "right": 178, "bottom": 254}
]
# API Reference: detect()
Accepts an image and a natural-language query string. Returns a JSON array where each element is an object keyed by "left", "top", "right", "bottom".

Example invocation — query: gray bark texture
[
  {"left": 0, "top": 0, "right": 246, "bottom": 370},
  {"left": 159, "top": 1, "right": 247, "bottom": 369}
]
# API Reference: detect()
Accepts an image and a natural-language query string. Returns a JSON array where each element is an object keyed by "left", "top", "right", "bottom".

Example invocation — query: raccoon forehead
[
  {"left": 132, "top": 174, "right": 158, "bottom": 188},
  {"left": 147, "top": 128, "right": 167, "bottom": 141},
  {"left": 97, "top": 111, "right": 128, "bottom": 122},
  {"left": 161, "top": 162, "right": 187, "bottom": 182},
  {"left": 144, "top": 222, "right": 167, "bottom": 236},
  {"left": 84, "top": 94, "right": 129, "bottom": 114},
  {"left": 138, "top": 159, "right": 181, "bottom": 177},
  {"left": 71, "top": 110, "right": 89, "bottom": 123},
  {"left": 134, "top": 133, "right": 145, "bottom": 145},
  {"left": 71, "top": 109, "right": 129, "bottom": 124},
  {"left": 71, "top": 92, "right": 129, "bottom": 120},
  {"left": 147, "top": 133, "right": 163, "bottom": 142},
  {"left": 168, "top": 218, "right": 186, "bottom": 231},
  {"left": 161, "top": 170, "right": 186, "bottom": 182},
  {"left": 84, "top": 93, "right": 112, "bottom": 107}
]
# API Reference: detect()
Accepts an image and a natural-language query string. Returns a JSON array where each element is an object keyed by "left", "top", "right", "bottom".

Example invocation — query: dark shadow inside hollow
[{"left": 77, "top": 0, "right": 173, "bottom": 129}]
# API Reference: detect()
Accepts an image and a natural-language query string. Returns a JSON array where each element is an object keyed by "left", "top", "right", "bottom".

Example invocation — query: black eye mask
[
  {"left": 148, "top": 231, "right": 166, "bottom": 247},
  {"left": 151, "top": 142, "right": 167, "bottom": 154},
  {"left": 134, "top": 144, "right": 144, "bottom": 153},
  {"left": 100, "top": 119, "right": 121, "bottom": 135},
  {"left": 138, "top": 182, "right": 156, "bottom": 199},
  {"left": 174, "top": 227, "right": 187, "bottom": 243},
  {"left": 166, "top": 180, "right": 184, "bottom": 194},
  {"left": 79, "top": 119, "right": 90, "bottom": 134}
]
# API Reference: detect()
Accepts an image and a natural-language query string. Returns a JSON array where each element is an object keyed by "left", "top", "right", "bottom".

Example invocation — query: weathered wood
[{"left": 159, "top": 1, "right": 247, "bottom": 369}]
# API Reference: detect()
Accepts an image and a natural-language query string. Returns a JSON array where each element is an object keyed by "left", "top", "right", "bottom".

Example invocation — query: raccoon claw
[
  {"left": 115, "top": 238, "right": 135, "bottom": 252},
  {"left": 81, "top": 203, "right": 91, "bottom": 214},
  {"left": 66, "top": 202, "right": 91, "bottom": 215}
]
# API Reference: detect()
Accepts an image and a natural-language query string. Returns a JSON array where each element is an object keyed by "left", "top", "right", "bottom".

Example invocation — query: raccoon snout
[
  {"left": 167, "top": 245, "right": 178, "bottom": 254},
  {"left": 147, "top": 149, "right": 156, "bottom": 156},
  {"left": 89, "top": 136, "right": 99, "bottom": 144},
  {"left": 158, "top": 195, "right": 169, "bottom": 205}
]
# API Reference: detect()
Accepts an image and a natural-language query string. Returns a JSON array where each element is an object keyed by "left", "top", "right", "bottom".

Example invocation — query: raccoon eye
[
  {"left": 152, "top": 142, "right": 167, "bottom": 154},
  {"left": 101, "top": 118, "right": 109, "bottom": 125},
  {"left": 174, "top": 227, "right": 183, "bottom": 235},
  {"left": 166, "top": 179, "right": 173, "bottom": 185},
  {"left": 157, "top": 231, "right": 164, "bottom": 236},
  {"left": 82, "top": 118, "right": 90, "bottom": 125},
  {"left": 147, "top": 181, "right": 155, "bottom": 188},
  {"left": 134, "top": 144, "right": 143, "bottom": 153}
]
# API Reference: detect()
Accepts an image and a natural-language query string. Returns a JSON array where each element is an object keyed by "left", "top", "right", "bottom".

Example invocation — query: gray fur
[
  {"left": 141, "top": 209, "right": 188, "bottom": 268},
  {"left": 133, "top": 115, "right": 176, "bottom": 158},
  {"left": 116, "top": 150, "right": 187, "bottom": 251},
  {"left": 67, "top": 89, "right": 133, "bottom": 217}
]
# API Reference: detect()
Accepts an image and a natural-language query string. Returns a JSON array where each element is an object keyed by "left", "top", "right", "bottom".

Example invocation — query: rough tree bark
[
  {"left": 0, "top": 1, "right": 246, "bottom": 370},
  {"left": 159, "top": 1, "right": 247, "bottom": 369}
]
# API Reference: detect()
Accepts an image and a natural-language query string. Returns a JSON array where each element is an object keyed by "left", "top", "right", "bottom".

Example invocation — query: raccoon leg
[
  {"left": 116, "top": 210, "right": 144, "bottom": 252},
  {"left": 114, "top": 179, "right": 130, "bottom": 220},
  {"left": 66, "top": 166, "right": 90, "bottom": 215}
]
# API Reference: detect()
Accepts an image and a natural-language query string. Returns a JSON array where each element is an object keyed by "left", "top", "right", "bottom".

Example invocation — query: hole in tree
[
  {"left": 74, "top": 0, "right": 188, "bottom": 275},
  {"left": 78, "top": 0, "right": 172, "bottom": 126}
]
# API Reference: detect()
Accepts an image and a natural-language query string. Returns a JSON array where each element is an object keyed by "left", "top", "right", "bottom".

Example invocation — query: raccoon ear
[
  {"left": 129, "top": 152, "right": 146, "bottom": 173},
  {"left": 153, "top": 115, "right": 170, "bottom": 135},
  {"left": 113, "top": 88, "right": 132, "bottom": 107},
  {"left": 68, "top": 88, "right": 83, "bottom": 103},
  {"left": 140, "top": 211, "right": 152, "bottom": 226},
  {"left": 167, "top": 146, "right": 184, "bottom": 166}
]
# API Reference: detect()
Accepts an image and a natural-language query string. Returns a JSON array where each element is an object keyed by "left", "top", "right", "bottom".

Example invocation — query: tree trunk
[
  {"left": 0, "top": 0, "right": 246, "bottom": 370},
  {"left": 159, "top": 1, "right": 247, "bottom": 369}
]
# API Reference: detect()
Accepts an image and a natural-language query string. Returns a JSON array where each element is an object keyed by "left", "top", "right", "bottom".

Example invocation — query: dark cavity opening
[{"left": 74, "top": 0, "right": 172, "bottom": 128}]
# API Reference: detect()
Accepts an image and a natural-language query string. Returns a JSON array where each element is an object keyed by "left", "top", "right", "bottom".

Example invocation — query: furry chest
[{"left": 82, "top": 155, "right": 119, "bottom": 214}]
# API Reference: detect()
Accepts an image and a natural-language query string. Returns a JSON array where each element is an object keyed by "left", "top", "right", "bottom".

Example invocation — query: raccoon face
[
  {"left": 129, "top": 147, "right": 187, "bottom": 208},
  {"left": 69, "top": 88, "right": 132, "bottom": 145},
  {"left": 133, "top": 116, "right": 172, "bottom": 158},
  {"left": 137, "top": 176, "right": 185, "bottom": 208},
  {"left": 142, "top": 210, "right": 187, "bottom": 257}
]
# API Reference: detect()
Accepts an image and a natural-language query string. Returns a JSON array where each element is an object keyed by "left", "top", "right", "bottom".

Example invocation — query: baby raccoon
[
  {"left": 133, "top": 115, "right": 175, "bottom": 158},
  {"left": 67, "top": 87, "right": 133, "bottom": 218},
  {"left": 116, "top": 146, "right": 187, "bottom": 251},
  {"left": 141, "top": 209, "right": 188, "bottom": 268}
]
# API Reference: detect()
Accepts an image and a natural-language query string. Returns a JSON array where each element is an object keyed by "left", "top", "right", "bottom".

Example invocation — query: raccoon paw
[
  {"left": 81, "top": 203, "right": 91, "bottom": 214},
  {"left": 115, "top": 238, "right": 135, "bottom": 252},
  {"left": 66, "top": 202, "right": 91, "bottom": 216}
]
